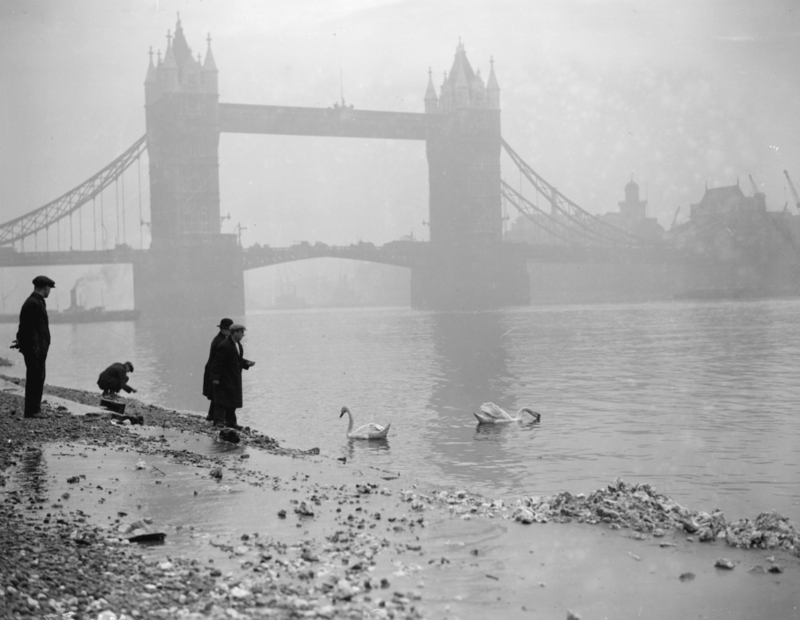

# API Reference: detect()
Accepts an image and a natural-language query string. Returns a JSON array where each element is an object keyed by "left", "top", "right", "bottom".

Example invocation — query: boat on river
[
  {"left": 0, "top": 281, "right": 140, "bottom": 323},
  {"left": 0, "top": 306, "right": 141, "bottom": 324}
]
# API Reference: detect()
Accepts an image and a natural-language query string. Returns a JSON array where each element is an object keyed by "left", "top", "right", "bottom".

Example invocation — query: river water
[{"left": 2, "top": 299, "right": 799, "bottom": 525}]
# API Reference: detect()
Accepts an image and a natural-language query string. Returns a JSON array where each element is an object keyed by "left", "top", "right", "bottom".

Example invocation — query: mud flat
[{"left": 0, "top": 375, "right": 798, "bottom": 620}]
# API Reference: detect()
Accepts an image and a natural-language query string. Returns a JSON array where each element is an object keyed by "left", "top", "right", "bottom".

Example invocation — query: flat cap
[
  {"left": 229, "top": 323, "right": 246, "bottom": 332},
  {"left": 32, "top": 275, "right": 56, "bottom": 288}
]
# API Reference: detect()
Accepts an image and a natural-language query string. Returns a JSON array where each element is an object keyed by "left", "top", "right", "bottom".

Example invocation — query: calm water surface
[{"left": 3, "top": 299, "right": 799, "bottom": 524}]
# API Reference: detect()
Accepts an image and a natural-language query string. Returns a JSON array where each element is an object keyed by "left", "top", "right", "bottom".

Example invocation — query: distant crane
[
  {"left": 748, "top": 174, "right": 761, "bottom": 197},
  {"left": 784, "top": 170, "right": 800, "bottom": 212},
  {"left": 670, "top": 206, "right": 681, "bottom": 230}
]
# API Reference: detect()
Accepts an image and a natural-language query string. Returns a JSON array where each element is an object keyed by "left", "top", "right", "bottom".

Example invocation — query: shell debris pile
[{"left": 511, "top": 478, "right": 800, "bottom": 556}]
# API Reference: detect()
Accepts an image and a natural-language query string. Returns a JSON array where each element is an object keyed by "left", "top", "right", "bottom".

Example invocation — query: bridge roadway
[
  {"left": 0, "top": 246, "right": 146, "bottom": 268},
  {"left": 219, "top": 104, "right": 432, "bottom": 140},
  {"left": 0, "top": 241, "right": 685, "bottom": 269}
]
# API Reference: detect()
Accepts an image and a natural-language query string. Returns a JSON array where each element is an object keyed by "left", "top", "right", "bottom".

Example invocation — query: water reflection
[
  {"left": 428, "top": 311, "right": 516, "bottom": 416},
  {"left": 472, "top": 420, "right": 542, "bottom": 442},
  {"left": 18, "top": 447, "right": 46, "bottom": 498},
  {"left": 472, "top": 423, "right": 506, "bottom": 442},
  {"left": 423, "top": 310, "right": 534, "bottom": 490},
  {"left": 344, "top": 437, "right": 391, "bottom": 463}
]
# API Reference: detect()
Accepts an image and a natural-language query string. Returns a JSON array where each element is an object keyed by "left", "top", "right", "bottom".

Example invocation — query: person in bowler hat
[
  {"left": 11, "top": 275, "right": 55, "bottom": 417},
  {"left": 211, "top": 323, "right": 255, "bottom": 429},
  {"left": 203, "top": 318, "right": 233, "bottom": 421}
]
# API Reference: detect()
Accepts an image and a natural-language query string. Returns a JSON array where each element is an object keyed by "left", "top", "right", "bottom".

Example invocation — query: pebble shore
[
  {"left": 2, "top": 376, "right": 799, "bottom": 620},
  {"left": 0, "top": 380, "right": 427, "bottom": 620}
]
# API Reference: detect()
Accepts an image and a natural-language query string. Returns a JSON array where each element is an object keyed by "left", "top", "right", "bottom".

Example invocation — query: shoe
[
  {"left": 227, "top": 424, "right": 243, "bottom": 431},
  {"left": 24, "top": 412, "right": 44, "bottom": 419},
  {"left": 213, "top": 421, "right": 225, "bottom": 428}
]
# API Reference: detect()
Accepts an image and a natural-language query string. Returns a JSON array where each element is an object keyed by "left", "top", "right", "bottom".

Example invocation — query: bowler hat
[
  {"left": 32, "top": 275, "right": 56, "bottom": 288},
  {"left": 217, "top": 318, "right": 234, "bottom": 329}
]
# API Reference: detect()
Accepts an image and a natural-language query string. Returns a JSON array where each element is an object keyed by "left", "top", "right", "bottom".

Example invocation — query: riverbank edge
[
  {"left": 1, "top": 376, "right": 799, "bottom": 620},
  {"left": 0, "top": 378, "right": 433, "bottom": 620}
]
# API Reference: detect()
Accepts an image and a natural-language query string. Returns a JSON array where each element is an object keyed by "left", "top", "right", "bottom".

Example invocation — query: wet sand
[{"left": 1, "top": 375, "right": 798, "bottom": 620}]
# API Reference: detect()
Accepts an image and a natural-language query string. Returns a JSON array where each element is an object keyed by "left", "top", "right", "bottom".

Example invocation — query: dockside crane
[
  {"left": 784, "top": 170, "right": 800, "bottom": 212},
  {"left": 749, "top": 174, "right": 760, "bottom": 197},
  {"left": 670, "top": 206, "right": 681, "bottom": 230}
]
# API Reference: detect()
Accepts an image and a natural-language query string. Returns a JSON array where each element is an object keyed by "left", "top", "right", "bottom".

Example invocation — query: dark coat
[
  {"left": 16, "top": 292, "right": 50, "bottom": 359},
  {"left": 211, "top": 336, "right": 249, "bottom": 408},
  {"left": 202, "top": 331, "right": 228, "bottom": 400},
  {"left": 97, "top": 363, "right": 133, "bottom": 393}
]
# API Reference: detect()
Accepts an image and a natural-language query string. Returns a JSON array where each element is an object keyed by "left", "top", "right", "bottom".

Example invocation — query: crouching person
[{"left": 97, "top": 361, "right": 137, "bottom": 398}]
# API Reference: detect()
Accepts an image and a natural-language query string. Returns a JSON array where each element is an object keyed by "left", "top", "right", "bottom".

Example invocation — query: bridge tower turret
[
  {"left": 136, "top": 17, "right": 244, "bottom": 317},
  {"left": 414, "top": 42, "right": 529, "bottom": 308},
  {"left": 424, "top": 68, "right": 438, "bottom": 114},
  {"left": 145, "top": 17, "right": 221, "bottom": 240},
  {"left": 424, "top": 41, "right": 502, "bottom": 247}
]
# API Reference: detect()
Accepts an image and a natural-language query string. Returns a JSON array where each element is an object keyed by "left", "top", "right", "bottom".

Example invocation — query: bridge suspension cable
[
  {"left": 0, "top": 134, "right": 147, "bottom": 247},
  {"left": 501, "top": 181, "right": 601, "bottom": 246},
  {"left": 501, "top": 139, "right": 653, "bottom": 249}
]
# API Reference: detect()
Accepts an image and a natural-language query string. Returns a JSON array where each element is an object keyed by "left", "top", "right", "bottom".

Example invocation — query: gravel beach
[
  {"left": 2, "top": 375, "right": 799, "bottom": 620},
  {"left": 0, "top": 378, "right": 427, "bottom": 620}
]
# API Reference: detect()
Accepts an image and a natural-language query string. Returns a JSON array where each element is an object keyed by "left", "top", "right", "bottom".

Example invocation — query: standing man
[
  {"left": 11, "top": 275, "right": 55, "bottom": 418},
  {"left": 211, "top": 324, "right": 255, "bottom": 430},
  {"left": 203, "top": 318, "right": 233, "bottom": 421}
]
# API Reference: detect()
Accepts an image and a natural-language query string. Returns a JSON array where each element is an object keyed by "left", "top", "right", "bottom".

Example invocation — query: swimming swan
[
  {"left": 340, "top": 406, "right": 391, "bottom": 439},
  {"left": 473, "top": 402, "right": 541, "bottom": 425}
]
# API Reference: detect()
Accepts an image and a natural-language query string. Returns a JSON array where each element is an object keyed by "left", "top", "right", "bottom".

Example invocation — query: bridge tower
[
  {"left": 413, "top": 44, "right": 529, "bottom": 308},
  {"left": 135, "top": 17, "right": 244, "bottom": 317}
]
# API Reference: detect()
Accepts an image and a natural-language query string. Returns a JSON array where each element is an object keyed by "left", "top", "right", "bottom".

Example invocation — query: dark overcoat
[
  {"left": 16, "top": 292, "right": 50, "bottom": 359},
  {"left": 211, "top": 336, "right": 245, "bottom": 408},
  {"left": 97, "top": 363, "right": 133, "bottom": 393},
  {"left": 202, "top": 331, "right": 227, "bottom": 400}
]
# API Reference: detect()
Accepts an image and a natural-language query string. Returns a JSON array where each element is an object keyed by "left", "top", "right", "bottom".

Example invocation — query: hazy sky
[{"left": 2, "top": 0, "right": 800, "bottom": 252}]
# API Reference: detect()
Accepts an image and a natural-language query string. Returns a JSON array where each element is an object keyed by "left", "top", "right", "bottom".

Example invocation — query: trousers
[
  {"left": 23, "top": 352, "right": 47, "bottom": 417},
  {"left": 213, "top": 403, "right": 238, "bottom": 428}
]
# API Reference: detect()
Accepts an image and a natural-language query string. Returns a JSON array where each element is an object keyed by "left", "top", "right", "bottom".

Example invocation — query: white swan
[
  {"left": 340, "top": 406, "right": 391, "bottom": 440},
  {"left": 473, "top": 402, "right": 541, "bottom": 425}
]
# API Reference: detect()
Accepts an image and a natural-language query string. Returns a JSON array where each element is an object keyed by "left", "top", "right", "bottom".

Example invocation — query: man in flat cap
[
  {"left": 211, "top": 323, "right": 255, "bottom": 429},
  {"left": 203, "top": 318, "right": 233, "bottom": 421},
  {"left": 11, "top": 275, "right": 55, "bottom": 418}
]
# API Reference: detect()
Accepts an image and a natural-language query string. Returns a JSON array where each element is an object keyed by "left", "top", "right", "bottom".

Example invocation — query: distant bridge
[{"left": 0, "top": 18, "right": 688, "bottom": 314}]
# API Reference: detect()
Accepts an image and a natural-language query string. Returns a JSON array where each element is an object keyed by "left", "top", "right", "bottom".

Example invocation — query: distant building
[
  {"left": 689, "top": 183, "right": 766, "bottom": 222},
  {"left": 601, "top": 179, "right": 664, "bottom": 239}
]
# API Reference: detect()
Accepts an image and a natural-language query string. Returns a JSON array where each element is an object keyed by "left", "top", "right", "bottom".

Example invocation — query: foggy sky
[{"left": 2, "top": 0, "right": 800, "bottom": 250}]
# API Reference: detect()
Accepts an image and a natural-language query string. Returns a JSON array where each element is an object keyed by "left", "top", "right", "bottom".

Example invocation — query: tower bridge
[{"left": 0, "top": 17, "right": 671, "bottom": 317}]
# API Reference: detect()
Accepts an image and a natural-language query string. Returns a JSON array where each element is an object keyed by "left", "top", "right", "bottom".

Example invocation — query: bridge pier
[
  {"left": 133, "top": 234, "right": 244, "bottom": 318},
  {"left": 410, "top": 243, "right": 530, "bottom": 309}
]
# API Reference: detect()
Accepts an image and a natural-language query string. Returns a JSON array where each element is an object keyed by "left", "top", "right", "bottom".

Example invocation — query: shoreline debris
[{"left": 511, "top": 478, "right": 800, "bottom": 556}]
